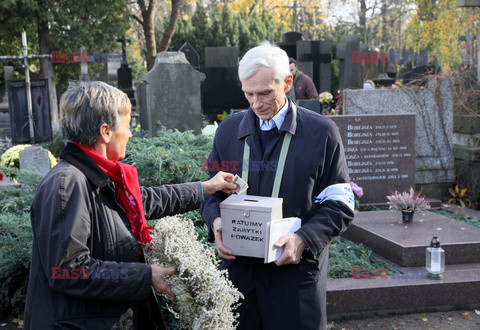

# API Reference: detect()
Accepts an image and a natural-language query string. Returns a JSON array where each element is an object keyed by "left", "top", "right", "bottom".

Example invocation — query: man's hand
[
  {"left": 151, "top": 265, "right": 177, "bottom": 296},
  {"left": 212, "top": 217, "right": 235, "bottom": 260},
  {"left": 274, "top": 233, "right": 307, "bottom": 266},
  {"left": 202, "top": 171, "right": 237, "bottom": 195}
]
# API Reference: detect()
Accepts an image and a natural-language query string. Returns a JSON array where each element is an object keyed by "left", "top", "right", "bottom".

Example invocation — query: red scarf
[{"left": 73, "top": 143, "right": 152, "bottom": 248}]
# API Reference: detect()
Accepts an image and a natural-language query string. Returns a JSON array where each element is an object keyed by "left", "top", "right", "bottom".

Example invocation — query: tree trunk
[
  {"left": 359, "top": 0, "right": 367, "bottom": 44},
  {"left": 139, "top": 0, "right": 157, "bottom": 71},
  {"left": 381, "top": 0, "right": 387, "bottom": 45},
  {"left": 158, "top": 0, "right": 184, "bottom": 53},
  {"left": 37, "top": 15, "right": 59, "bottom": 128}
]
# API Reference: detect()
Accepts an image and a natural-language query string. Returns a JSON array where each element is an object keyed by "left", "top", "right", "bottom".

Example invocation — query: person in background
[
  {"left": 202, "top": 43, "right": 354, "bottom": 330},
  {"left": 363, "top": 80, "right": 375, "bottom": 89},
  {"left": 288, "top": 57, "right": 318, "bottom": 101},
  {"left": 23, "top": 81, "right": 237, "bottom": 329}
]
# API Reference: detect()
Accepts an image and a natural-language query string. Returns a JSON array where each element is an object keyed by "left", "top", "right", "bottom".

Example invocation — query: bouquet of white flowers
[{"left": 146, "top": 216, "right": 243, "bottom": 330}]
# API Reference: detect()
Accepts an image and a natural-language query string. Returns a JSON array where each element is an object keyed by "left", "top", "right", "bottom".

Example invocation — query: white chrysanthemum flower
[{"left": 146, "top": 216, "right": 243, "bottom": 330}]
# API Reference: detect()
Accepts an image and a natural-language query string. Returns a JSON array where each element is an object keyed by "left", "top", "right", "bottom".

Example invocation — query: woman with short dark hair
[{"left": 23, "top": 81, "right": 236, "bottom": 329}]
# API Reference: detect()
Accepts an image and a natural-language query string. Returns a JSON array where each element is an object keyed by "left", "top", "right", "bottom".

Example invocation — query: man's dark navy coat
[{"left": 202, "top": 100, "right": 354, "bottom": 330}]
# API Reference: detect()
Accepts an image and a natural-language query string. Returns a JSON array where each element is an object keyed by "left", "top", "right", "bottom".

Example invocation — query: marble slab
[{"left": 342, "top": 210, "right": 480, "bottom": 267}]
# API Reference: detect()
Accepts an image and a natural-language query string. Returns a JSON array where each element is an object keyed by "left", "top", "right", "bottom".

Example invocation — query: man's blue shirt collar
[{"left": 259, "top": 96, "right": 289, "bottom": 131}]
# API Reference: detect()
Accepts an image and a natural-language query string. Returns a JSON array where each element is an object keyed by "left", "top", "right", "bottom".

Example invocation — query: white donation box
[{"left": 220, "top": 194, "right": 283, "bottom": 258}]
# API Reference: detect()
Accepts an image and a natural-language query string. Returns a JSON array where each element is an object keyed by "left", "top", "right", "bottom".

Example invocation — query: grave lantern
[{"left": 426, "top": 236, "right": 445, "bottom": 279}]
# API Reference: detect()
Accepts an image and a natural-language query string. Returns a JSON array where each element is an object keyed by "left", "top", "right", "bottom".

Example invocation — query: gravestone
[
  {"left": 117, "top": 64, "right": 135, "bottom": 106},
  {"left": 0, "top": 66, "right": 14, "bottom": 111},
  {"left": 297, "top": 99, "right": 320, "bottom": 114},
  {"left": 334, "top": 35, "right": 363, "bottom": 89},
  {"left": 364, "top": 49, "right": 380, "bottom": 81},
  {"left": 79, "top": 46, "right": 89, "bottom": 81},
  {"left": 330, "top": 114, "right": 416, "bottom": 205},
  {"left": 296, "top": 40, "right": 332, "bottom": 93},
  {"left": 100, "top": 62, "right": 121, "bottom": 86},
  {"left": 371, "top": 45, "right": 395, "bottom": 87},
  {"left": 343, "top": 210, "right": 480, "bottom": 267},
  {"left": 342, "top": 77, "right": 454, "bottom": 192},
  {"left": 135, "top": 81, "right": 148, "bottom": 134},
  {"left": 278, "top": 31, "right": 303, "bottom": 59},
  {"left": 202, "top": 46, "right": 247, "bottom": 121},
  {"left": 179, "top": 42, "right": 200, "bottom": 68},
  {"left": 0, "top": 67, "right": 15, "bottom": 139},
  {"left": 142, "top": 52, "right": 205, "bottom": 134},
  {"left": 205, "top": 47, "right": 239, "bottom": 67},
  {"left": 19, "top": 146, "right": 51, "bottom": 176},
  {"left": 386, "top": 47, "right": 397, "bottom": 79},
  {"left": 462, "top": 28, "right": 474, "bottom": 66},
  {"left": 201, "top": 66, "right": 249, "bottom": 122}
]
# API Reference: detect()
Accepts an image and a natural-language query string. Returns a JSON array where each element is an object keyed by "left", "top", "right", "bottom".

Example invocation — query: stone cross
[{"left": 463, "top": 28, "right": 474, "bottom": 67}]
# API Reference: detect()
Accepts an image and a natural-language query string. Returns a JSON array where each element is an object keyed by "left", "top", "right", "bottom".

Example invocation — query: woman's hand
[
  {"left": 212, "top": 217, "right": 235, "bottom": 260},
  {"left": 202, "top": 171, "right": 237, "bottom": 195},
  {"left": 151, "top": 265, "right": 177, "bottom": 296}
]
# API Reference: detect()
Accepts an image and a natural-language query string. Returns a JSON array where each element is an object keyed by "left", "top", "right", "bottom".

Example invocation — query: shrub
[
  {"left": 124, "top": 127, "right": 211, "bottom": 187},
  {"left": 0, "top": 169, "right": 39, "bottom": 318},
  {"left": 328, "top": 237, "right": 396, "bottom": 279},
  {"left": 0, "top": 212, "right": 33, "bottom": 319},
  {"left": 41, "top": 130, "right": 67, "bottom": 158},
  {"left": 0, "top": 145, "right": 57, "bottom": 169}
]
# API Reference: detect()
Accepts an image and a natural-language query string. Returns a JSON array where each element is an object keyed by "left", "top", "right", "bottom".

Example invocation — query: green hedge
[
  {"left": 123, "top": 128, "right": 211, "bottom": 186},
  {"left": 0, "top": 169, "right": 39, "bottom": 319}
]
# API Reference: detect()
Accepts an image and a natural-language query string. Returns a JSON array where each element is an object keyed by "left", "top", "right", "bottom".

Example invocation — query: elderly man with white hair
[{"left": 201, "top": 43, "right": 354, "bottom": 330}]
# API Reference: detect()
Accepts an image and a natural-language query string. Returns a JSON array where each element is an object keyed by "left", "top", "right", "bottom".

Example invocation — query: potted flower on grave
[
  {"left": 319, "top": 91, "right": 335, "bottom": 115},
  {"left": 386, "top": 188, "right": 431, "bottom": 223}
]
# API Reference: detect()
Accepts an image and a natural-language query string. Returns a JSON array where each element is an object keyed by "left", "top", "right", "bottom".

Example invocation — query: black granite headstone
[
  {"left": 296, "top": 40, "right": 332, "bottom": 93},
  {"left": 205, "top": 47, "right": 239, "bottom": 67},
  {"left": 179, "top": 42, "right": 200, "bottom": 68},
  {"left": 201, "top": 67, "right": 249, "bottom": 122},
  {"left": 330, "top": 113, "right": 416, "bottom": 205},
  {"left": 117, "top": 64, "right": 135, "bottom": 106},
  {"left": 277, "top": 31, "right": 303, "bottom": 59}
]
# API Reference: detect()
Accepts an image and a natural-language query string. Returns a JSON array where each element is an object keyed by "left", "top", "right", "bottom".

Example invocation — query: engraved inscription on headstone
[{"left": 330, "top": 114, "right": 416, "bottom": 204}]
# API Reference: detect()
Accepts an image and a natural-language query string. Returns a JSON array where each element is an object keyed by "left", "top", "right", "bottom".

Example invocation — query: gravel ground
[{"left": 2, "top": 309, "right": 479, "bottom": 329}]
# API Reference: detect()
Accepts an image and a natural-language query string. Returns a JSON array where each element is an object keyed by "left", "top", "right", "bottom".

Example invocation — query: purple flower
[{"left": 350, "top": 182, "right": 363, "bottom": 197}]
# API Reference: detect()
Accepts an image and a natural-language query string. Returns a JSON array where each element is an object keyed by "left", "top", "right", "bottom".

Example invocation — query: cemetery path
[
  {"left": 329, "top": 308, "right": 480, "bottom": 329},
  {"left": 2, "top": 309, "right": 480, "bottom": 329}
]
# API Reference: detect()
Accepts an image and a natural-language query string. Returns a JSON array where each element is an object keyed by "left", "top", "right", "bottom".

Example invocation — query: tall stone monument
[
  {"left": 142, "top": 52, "right": 205, "bottom": 135},
  {"left": 334, "top": 35, "right": 363, "bottom": 89}
]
